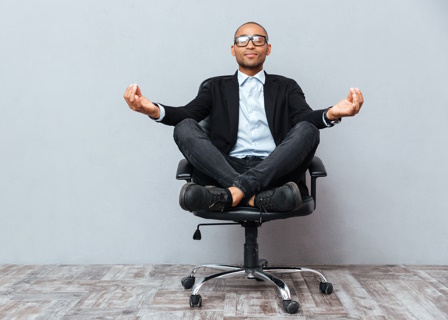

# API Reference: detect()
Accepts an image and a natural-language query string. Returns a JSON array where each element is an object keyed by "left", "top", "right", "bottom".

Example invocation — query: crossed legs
[{"left": 174, "top": 118, "right": 320, "bottom": 210}]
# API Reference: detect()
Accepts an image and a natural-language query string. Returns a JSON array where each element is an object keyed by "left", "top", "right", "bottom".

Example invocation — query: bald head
[{"left": 234, "top": 22, "right": 269, "bottom": 41}]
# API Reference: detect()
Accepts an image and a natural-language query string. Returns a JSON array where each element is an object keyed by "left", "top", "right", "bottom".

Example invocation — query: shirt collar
[{"left": 237, "top": 70, "right": 266, "bottom": 86}]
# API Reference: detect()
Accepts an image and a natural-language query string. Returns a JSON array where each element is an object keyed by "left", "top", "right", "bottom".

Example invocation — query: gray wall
[{"left": 1, "top": 0, "right": 447, "bottom": 265}]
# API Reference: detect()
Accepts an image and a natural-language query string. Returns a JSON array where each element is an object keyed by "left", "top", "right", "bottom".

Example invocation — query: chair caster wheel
[
  {"left": 283, "top": 300, "right": 299, "bottom": 314},
  {"left": 189, "top": 294, "right": 202, "bottom": 307},
  {"left": 320, "top": 282, "right": 333, "bottom": 294},
  {"left": 181, "top": 276, "right": 195, "bottom": 289}
]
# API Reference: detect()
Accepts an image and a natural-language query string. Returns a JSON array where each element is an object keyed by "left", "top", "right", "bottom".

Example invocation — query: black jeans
[{"left": 173, "top": 118, "right": 320, "bottom": 198}]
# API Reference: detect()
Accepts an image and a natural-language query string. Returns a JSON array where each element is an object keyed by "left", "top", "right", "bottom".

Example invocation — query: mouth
[{"left": 244, "top": 53, "right": 257, "bottom": 57}]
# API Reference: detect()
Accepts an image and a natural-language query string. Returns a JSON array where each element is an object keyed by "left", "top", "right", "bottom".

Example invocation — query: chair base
[
  {"left": 182, "top": 221, "right": 333, "bottom": 314},
  {"left": 182, "top": 262, "right": 333, "bottom": 314}
]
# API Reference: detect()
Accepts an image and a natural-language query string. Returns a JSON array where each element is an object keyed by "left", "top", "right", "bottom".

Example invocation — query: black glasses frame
[{"left": 234, "top": 35, "right": 268, "bottom": 47}]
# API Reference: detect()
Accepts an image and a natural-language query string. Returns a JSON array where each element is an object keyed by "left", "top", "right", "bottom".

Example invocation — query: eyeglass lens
[{"left": 235, "top": 36, "right": 266, "bottom": 47}]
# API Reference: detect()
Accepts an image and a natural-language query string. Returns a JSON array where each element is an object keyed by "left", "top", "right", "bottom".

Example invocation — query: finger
[
  {"left": 353, "top": 97, "right": 360, "bottom": 114},
  {"left": 133, "top": 84, "right": 141, "bottom": 102},
  {"left": 132, "top": 84, "right": 142, "bottom": 102},
  {"left": 124, "top": 84, "right": 131, "bottom": 99},
  {"left": 129, "top": 84, "right": 137, "bottom": 103},
  {"left": 126, "top": 83, "right": 136, "bottom": 97},
  {"left": 132, "top": 84, "right": 144, "bottom": 108},
  {"left": 135, "top": 84, "right": 142, "bottom": 97},
  {"left": 124, "top": 84, "right": 134, "bottom": 103},
  {"left": 347, "top": 88, "right": 354, "bottom": 102},
  {"left": 353, "top": 88, "right": 362, "bottom": 110},
  {"left": 347, "top": 90, "right": 359, "bottom": 115},
  {"left": 356, "top": 88, "right": 364, "bottom": 106},
  {"left": 348, "top": 88, "right": 354, "bottom": 101}
]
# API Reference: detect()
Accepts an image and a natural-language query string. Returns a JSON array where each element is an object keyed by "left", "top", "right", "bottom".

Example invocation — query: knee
[
  {"left": 293, "top": 121, "right": 320, "bottom": 145},
  {"left": 173, "top": 118, "right": 199, "bottom": 141}
]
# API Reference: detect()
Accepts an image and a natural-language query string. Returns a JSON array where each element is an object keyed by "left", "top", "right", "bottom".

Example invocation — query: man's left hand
[{"left": 327, "top": 88, "right": 364, "bottom": 120}]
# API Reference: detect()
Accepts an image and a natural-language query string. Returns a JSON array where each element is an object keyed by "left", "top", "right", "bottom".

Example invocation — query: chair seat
[{"left": 192, "top": 196, "right": 314, "bottom": 222}]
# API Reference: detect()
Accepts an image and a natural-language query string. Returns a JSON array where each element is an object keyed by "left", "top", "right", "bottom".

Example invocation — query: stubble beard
[{"left": 239, "top": 58, "right": 264, "bottom": 72}]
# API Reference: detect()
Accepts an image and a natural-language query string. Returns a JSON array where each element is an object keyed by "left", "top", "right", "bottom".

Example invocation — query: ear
[
  {"left": 231, "top": 45, "right": 236, "bottom": 57},
  {"left": 266, "top": 44, "right": 271, "bottom": 56}
]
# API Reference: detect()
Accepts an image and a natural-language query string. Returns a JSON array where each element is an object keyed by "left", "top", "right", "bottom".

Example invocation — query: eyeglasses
[{"left": 234, "top": 35, "right": 268, "bottom": 47}]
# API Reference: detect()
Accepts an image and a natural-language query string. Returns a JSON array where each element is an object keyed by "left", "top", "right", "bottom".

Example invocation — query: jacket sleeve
[
  {"left": 287, "top": 80, "right": 328, "bottom": 129},
  {"left": 160, "top": 82, "right": 213, "bottom": 126}
]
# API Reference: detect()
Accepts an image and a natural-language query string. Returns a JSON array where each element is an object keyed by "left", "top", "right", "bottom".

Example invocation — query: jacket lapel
[
  {"left": 264, "top": 72, "right": 278, "bottom": 133},
  {"left": 226, "top": 72, "right": 240, "bottom": 144}
]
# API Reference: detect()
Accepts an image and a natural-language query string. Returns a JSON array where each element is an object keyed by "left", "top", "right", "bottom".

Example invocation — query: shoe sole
[{"left": 179, "top": 182, "right": 195, "bottom": 211}]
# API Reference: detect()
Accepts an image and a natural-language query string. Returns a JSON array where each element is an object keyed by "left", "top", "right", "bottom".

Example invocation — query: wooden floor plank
[
  {"left": 383, "top": 279, "right": 445, "bottom": 320},
  {"left": 0, "top": 264, "right": 448, "bottom": 319},
  {"left": 324, "top": 269, "right": 386, "bottom": 318},
  {"left": 413, "top": 269, "right": 448, "bottom": 299},
  {"left": 402, "top": 279, "right": 448, "bottom": 319},
  {"left": 361, "top": 280, "right": 419, "bottom": 320},
  {"left": 101, "top": 265, "right": 154, "bottom": 281},
  {"left": 35, "top": 300, "right": 80, "bottom": 320},
  {"left": 0, "top": 299, "right": 54, "bottom": 320},
  {"left": 297, "top": 273, "right": 349, "bottom": 317}
]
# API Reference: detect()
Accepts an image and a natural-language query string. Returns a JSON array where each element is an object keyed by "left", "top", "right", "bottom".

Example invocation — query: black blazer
[{"left": 161, "top": 72, "right": 327, "bottom": 154}]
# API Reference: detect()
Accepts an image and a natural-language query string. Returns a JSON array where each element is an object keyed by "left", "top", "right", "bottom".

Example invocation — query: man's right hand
[{"left": 123, "top": 84, "right": 160, "bottom": 119}]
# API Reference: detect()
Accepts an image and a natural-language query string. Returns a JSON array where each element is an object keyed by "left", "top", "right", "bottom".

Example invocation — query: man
[{"left": 124, "top": 22, "right": 364, "bottom": 213}]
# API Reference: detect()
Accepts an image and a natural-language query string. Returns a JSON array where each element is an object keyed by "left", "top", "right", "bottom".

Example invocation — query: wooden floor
[{"left": 1, "top": 264, "right": 448, "bottom": 319}]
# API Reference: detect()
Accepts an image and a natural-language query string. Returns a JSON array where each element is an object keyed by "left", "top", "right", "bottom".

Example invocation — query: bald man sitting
[{"left": 124, "top": 22, "right": 364, "bottom": 213}]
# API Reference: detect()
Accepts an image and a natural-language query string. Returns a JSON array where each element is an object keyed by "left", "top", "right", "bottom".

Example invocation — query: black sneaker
[
  {"left": 254, "top": 182, "right": 302, "bottom": 212},
  {"left": 179, "top": 183, "right": 231, "bottom": 212}
]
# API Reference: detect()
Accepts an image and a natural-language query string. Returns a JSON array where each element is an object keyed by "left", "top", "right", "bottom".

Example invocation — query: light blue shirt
[
  {"left": 155, "top": 70, "right": 334, "bottom": 159},
  {"left": 229, "top": 70, "right": 276, "bottom": 159}
]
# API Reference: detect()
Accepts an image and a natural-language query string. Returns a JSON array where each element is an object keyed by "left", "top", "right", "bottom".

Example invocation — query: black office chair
[
  {"left": 175, "top": 77, "right": 333, "bottom": 314},
  {"left": 177, "top": 157, "right": 332, "bottom": 314}
]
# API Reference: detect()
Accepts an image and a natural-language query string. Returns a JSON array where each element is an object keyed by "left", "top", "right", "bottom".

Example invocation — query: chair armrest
[
  {"left": 176, "top": 159, "right": 193, "bottom": 181},
  {"left": 308, "top": 156, "right": 327, "bottom": 209},
  {"left": 308, "top": 156, "right": 327, "bottom": 177}
]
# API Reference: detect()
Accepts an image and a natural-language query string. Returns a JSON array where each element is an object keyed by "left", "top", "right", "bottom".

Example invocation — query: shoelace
[
  {"left": 208, "top": 191, "right": 227, "bottom": 211},
  {"left": 257, "top": 198, "right": 269, "bottom": 213},
  {"left": 257, "top": 197, "right": 268, "bottom": 224}
]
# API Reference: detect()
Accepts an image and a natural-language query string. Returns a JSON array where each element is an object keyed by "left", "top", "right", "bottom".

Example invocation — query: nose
[{"left": 246, "top": 39, "right": 255, "bottom": 49}]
